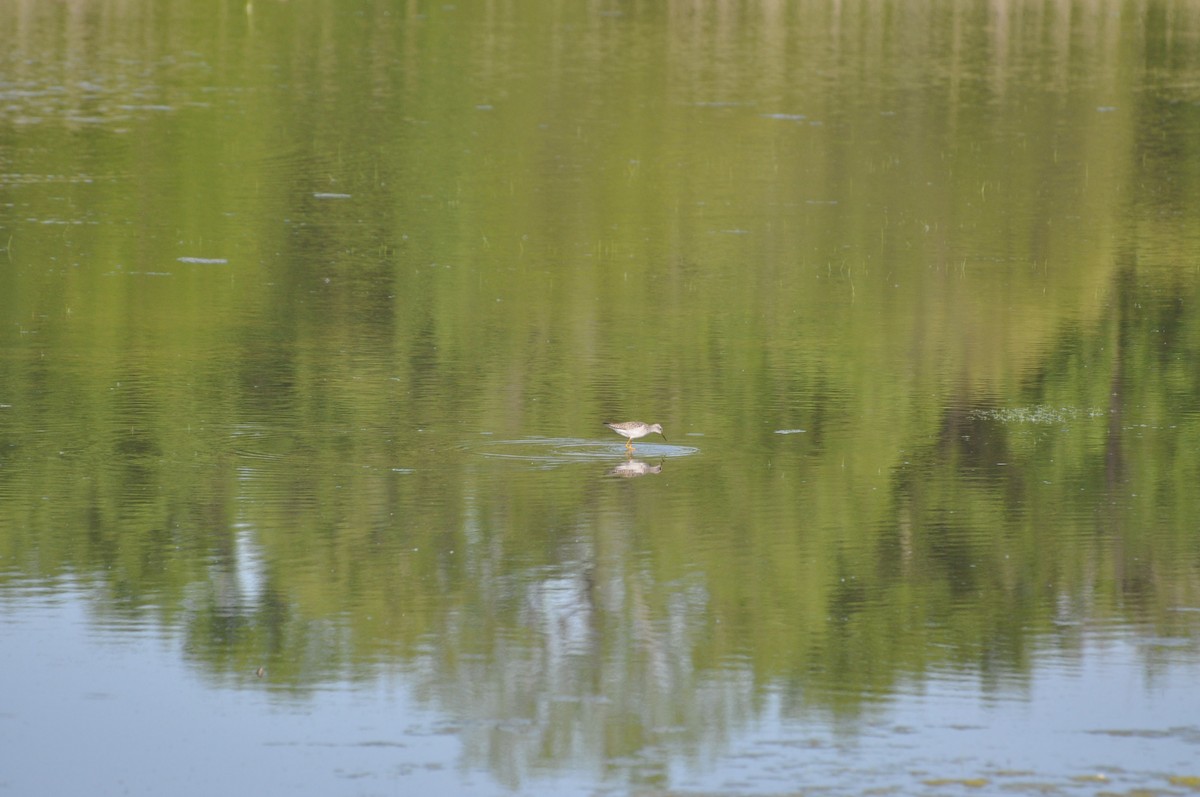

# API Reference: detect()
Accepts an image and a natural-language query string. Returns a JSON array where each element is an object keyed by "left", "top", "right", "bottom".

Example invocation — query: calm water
[{"left": 3, "top": 0, "right": 1200, "bottom": 794}]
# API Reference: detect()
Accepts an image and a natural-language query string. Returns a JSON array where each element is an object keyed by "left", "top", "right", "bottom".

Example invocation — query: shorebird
[{"left": 604, "top": 421, "right": 666, "bottom": 451}]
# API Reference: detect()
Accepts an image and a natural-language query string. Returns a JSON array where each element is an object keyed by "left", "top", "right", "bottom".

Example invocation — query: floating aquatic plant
[{"left": 967, "top": 406, "right": 1106, "bottom": 425}]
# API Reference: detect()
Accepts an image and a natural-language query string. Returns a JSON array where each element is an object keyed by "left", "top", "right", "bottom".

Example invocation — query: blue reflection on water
[{"left": 3, "top": 582, "right": 1198, "bottom": 796}]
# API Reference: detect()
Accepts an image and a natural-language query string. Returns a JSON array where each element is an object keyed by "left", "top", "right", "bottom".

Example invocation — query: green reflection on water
[{"left": 2, "top": 0, "right": 1200, "bottom": 789}]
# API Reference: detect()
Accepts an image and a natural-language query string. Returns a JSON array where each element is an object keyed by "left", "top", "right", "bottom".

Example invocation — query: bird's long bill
[{"left": 660, "top": 432, "right": 667, "bottom": 442}]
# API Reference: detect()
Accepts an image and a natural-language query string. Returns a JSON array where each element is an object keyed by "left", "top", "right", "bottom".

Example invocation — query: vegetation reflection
[{"left": 1, "top": 0, "right": 1199, "bottom": 786}]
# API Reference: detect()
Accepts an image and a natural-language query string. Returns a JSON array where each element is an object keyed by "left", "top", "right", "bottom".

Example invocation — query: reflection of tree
[
  {"left": 427, "top": 536, "right": 719, "bottom": 790},
  {"left": 5, "top": 247, "right": 1200, "bottom": 783},
  {"left": 1106, "top": 261, "right": 1133, "bottom": 593},
  {"left": 2, "top": 0, "right": 1200, "bottom": 790}
]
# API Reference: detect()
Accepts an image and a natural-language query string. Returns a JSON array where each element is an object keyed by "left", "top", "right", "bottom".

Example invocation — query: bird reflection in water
[{"left": 608, "top": 458, "right": 663, "bottom": 478}]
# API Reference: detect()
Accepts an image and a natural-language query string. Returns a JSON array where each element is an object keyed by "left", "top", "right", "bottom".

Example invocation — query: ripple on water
[{"left": 471, "top": 437, "right": 698, "bottom": 470}]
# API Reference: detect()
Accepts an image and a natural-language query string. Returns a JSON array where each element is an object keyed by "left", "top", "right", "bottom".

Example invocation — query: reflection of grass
[{"left": 968, "top": 406, "right": 1106, "bottom": 425}]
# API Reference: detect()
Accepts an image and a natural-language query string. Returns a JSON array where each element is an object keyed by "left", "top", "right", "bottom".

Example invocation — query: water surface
[{"left": 2, "top": 1, "right": 1200, "bottom": 794}]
